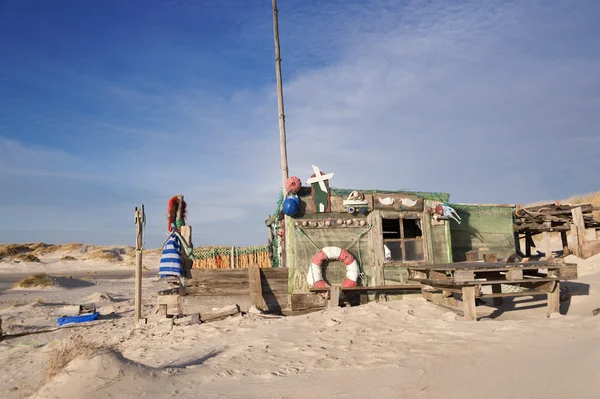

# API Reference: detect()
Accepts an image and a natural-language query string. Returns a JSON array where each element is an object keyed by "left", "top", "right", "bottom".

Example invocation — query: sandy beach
[{"left": 1, "top": 245, "right": 599, "bottom": 398}]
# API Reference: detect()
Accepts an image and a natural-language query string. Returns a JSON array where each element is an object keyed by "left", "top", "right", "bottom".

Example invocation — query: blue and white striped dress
[{"left": 159, "top": 233, "right": 183, "bottom": 278}]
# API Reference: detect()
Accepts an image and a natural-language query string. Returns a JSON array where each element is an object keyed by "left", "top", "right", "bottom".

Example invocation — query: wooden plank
[
  {"left": 309, "top": 284, "right": 419, "bottom": 292},
  {"left": 491, "top": 284, "right": 503, "bottom": 306},
  {"left": 158, "top": 304, "right": 168, "bottom": 318},
  {"left": 248, "top": 264, "right": 266, "bottom": 309},
  {"left": 483, "top": 253, "right": 497, "bottom": 262},
  {"left": 547, "top": 281, "right": 560, "bottom": 317},
  {"left": 201, "top": 304, "right": 240, "bottom": 323},
  {"left": 466, "top": 250, "right": 478, "bottom": 262},
  {"left": 462, "top": 286, "right": 477, "bottom": 321},
  {"left": 157, "top": 295, "right": 181, "bottom": 306},
  {"left": 453, "top": 270, "right": 474, "bottom": 282},
  {"left": 558, "top": 264, "right": 578, "bottom": 280},
  {"left": 291, "top": 293, "right": 327, "bottom": 310},
  {"left": 571, "top": 207, "right": 586, "bottom": 257},
  {"left": 328, "top": 286, "right": 340, "bottom": 309},
  {"left": 419, "top": 277, "right": 556, "bottom": 287},
  {"left": 429, "top": 270, "right": 448, "bottom": 280},
  {"left": 505, "top": 268, "right": 523, "bottom": 281}
]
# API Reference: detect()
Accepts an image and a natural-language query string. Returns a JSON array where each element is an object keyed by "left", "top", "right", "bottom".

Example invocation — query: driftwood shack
[
  {"left": 268, "top": 166, "right": 520, "bottom": 310},
  {"left": 157, "top": 166, "right": 582, "bottom": 317}
]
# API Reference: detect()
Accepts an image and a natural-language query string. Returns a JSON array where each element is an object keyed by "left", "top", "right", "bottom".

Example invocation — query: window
[{"left": 383, "top": 217, "right": 424, "bottom": 262}]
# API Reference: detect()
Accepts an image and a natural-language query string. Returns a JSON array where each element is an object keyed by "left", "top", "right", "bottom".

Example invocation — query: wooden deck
[{"left": 407, "top": 261, "right": 578, "bottom": 321}]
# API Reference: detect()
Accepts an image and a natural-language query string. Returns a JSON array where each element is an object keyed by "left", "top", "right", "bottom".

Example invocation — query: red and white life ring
[{"left": 307, "top": 247, "right": 359, "bottom": 288}]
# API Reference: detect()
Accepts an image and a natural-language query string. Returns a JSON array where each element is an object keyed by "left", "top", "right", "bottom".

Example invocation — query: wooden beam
[
  {"left": 505, "top": 268, "right": 523, "bottom": 281},
  {"left": 201, "top": 304, "right": 240, "bottom": 323},
  {"left": 560, "top": 230, "right": 569, "bottom": 256},
  {"left": 462, "top": 286, "right": 477, "bottom": 321},
  {"left": 453, "top": 270, "right": 475, "bottom": 283},
  {"left": 491, "top": 284, "right": 503, "bottom": 306},
  {"left": 328, "top": 286, "right": 340, "bottom": 309},
  {"left": 248, "top": 264, "right": 267, "bottom": 309},
  {"left": 547, "top": 281, "right": 560, "bottom": 317},
  {"left": 571, "top": 207, "right": 586, "bottom": 257}
]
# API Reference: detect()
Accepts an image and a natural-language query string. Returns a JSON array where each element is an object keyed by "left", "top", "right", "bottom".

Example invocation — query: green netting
[{"left": 271, "top": 189, "right": 284, "bottom": 268}]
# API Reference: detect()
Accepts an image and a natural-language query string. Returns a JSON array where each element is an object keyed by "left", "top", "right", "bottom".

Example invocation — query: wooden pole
[
  {"left": 134, "top": 205, "right": 145, "bottom": 324},
  {"left": 272, "top": 0, "right": 289, "bottom": 194},
  {"left": 272, "top": 0, "right": 290, "bottom": 268},
  {"left": 571, "top": 206, "right": 586, "bottom": 257}
]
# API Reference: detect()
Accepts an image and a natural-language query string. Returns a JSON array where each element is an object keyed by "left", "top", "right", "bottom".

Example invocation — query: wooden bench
[
  {"left": 309, "top": 284, "right": 421, "bottom": 309},
  {"left": 407, "top": 261, "right": 578, "bottom": 321}
]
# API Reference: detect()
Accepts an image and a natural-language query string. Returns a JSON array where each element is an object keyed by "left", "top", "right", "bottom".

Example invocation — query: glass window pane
[
  {"left": 383, "top": 241, "right": 402, "bottom": 262},
  {"left": 405, "top": 240, "right": 424, "bottom": 261},
  {"left": 403, "top": 218, "right": 422, "bottom": 238},
  {"left": 382, "top": 219, "right": 401, "bottom": 239}
]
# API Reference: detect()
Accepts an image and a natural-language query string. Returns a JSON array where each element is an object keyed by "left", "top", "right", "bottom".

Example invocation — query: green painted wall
[{"left": 449, "top": 204, "right": 515, "bottom": 261}]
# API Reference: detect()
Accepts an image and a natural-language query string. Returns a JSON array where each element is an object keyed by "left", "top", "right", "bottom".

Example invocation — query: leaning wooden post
[
  {"left": 134, "top": 205, "right": 145, "bottom": 324},
  {"left": 180, "top": 225, "right": 192, "bottom": 295},
  {"left": 272, "top": 0, "right": 290, "bottom": 268},
  {"left": 571, "top": 206, "right": 586, "bottom": 257}
]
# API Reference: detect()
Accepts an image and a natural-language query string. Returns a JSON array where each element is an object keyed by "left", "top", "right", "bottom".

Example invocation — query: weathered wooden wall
[
  {"left": 449, "top": 204, "right": 515, "bottom": 261},
  {"left": 182, "top": 268, "right": 289, "bottom": 313}
]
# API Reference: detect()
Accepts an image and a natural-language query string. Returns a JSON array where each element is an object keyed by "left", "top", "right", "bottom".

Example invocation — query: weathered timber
[
  {"left": 453, "top": 270, "right": 475, "bottom": 282},
  {"left": 505, "top": 268, "right": 524, "bottom": 280},
  {"left": 248, "top": 264, "right": 267, "bottom": 309},
  {"left": 491, "top": 285, "right": 503, "bottom": 305},
  {"left": 328, "top": 286, "right": 340, "bottom": 309},
  {"left": 462, "top": 286, "right": 477, "bottom": 321},
  {"left": 173, "top": 313, "right": 201, "bottom": 326},
  {"left": 291, "top": 293, "right": 327, "bottom": 310},
  {"left": 309, "top": 284, "right": 420, "bottom": 292},
  {"left": 571, "top": 207, "right": 586, "bottom": 257},
  {"left": 201, "top": 304, "right": 240, "bottom": 323},
  {"left": 547, "top": 281, "right": 560, "bottom": 317}
]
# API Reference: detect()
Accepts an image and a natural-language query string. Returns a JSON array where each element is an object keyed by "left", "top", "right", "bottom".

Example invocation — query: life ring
[{"left": 307, "top": 247, "right": 359, "bottom": 288}]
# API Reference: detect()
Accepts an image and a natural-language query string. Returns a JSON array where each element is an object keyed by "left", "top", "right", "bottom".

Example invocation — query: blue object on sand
[{"left": 56, "top": 312, "right": 99, "bottom": 327}]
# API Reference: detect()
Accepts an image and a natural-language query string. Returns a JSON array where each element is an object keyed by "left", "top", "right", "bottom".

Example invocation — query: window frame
[{"left": 381, "top": 214, "right": 426, "bottom": 265}]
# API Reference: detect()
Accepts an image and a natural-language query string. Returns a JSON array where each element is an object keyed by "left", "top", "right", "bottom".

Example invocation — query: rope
[{"left": 298, "top": 224, "right": 372, "bottom": 286}]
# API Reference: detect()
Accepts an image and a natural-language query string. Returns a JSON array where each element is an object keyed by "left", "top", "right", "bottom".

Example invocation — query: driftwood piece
[
  {"left": 173, "top": 313, "right": 201, "bottom": 326},
  {"left": 201, "top": 304, "right": 240, "bottom": 323}
]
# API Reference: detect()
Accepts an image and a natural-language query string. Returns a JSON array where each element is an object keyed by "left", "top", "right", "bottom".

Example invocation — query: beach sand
[{"left": 1, "top": 247, "right": 599, "bottom": 398}]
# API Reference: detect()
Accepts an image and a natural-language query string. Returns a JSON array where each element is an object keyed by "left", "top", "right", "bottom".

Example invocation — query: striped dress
[{"left": 159, "top": 233, "right": 183, "bottom": 278}]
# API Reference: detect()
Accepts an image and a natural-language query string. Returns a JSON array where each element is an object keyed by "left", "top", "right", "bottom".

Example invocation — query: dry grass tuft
[
  {"left": 0, "top": 244, "right": 31, "bottom": 258},
  {"left": 12, "top": 253, "right": 41, "bottom": 263},
  {"left": 566, "top": 191, "right": 600, "bottom": 219},
  {"left": 30, "top": 242, "right": 60, "bottom": 256},
  {"left": 60, "top": 255, "right": 77, "bottom": 262},
  {"left": 46, "top": 334, "right": 106, "bottom": 382},
  {"left": 15, "top": 273, "right": 53, "bottom": 288},
  {"left": 59, "top": 242, "right": 86, "bottom": 252},
  {"left": 87, "top": 249, "right": 122, "bottom": 262}
]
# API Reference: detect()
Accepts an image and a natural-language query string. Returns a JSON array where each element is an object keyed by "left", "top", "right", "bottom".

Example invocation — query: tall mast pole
[{"left": 272, "top": 0, "right": 289, "bottom": 195}]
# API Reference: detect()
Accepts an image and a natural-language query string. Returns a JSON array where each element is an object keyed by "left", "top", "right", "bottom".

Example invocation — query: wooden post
[
  {"left": 180, "top": 225, "right": 192, "bottom": 292},
  {"left": 525, "top": 233, "right": 532, "bottom": 257},
  {"left": 461, "top": 286, "right": 477, "bottom": 321},
  {"left": 248, "top": 264, "right": 267, "bottom": 309},
  {"left": 328, "top": 287, "right": 340, "bottom": 309},
  {"left": 134, "top": 205, "right": 145, "bottom": 324},
  {"left": 560, "top": 230, "right": 569, "bottom": 256},
  {"left": 547, "top": 280, "right": 560, "bottom": 317},
  {"left": 571, "top": 207, "right": 586, "bottom": 257},
  {"left": 492, "top": 285, "right": 503, "bottom": 306},
  {"left": 231, "top": 246, "right": 235, "bottom": 269},
  {"left": 272, "top": 0, "right": 290, "bottom": 268}
]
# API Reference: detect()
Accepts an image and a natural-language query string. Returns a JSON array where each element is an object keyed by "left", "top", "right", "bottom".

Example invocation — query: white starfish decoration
[{"left": 306, "top": 165, "right": 334, "bottom": 193}]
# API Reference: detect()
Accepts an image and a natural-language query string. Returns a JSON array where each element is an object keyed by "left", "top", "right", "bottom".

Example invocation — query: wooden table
[{"left": 407, "top": 261, "right": 578, "bottom": 321}]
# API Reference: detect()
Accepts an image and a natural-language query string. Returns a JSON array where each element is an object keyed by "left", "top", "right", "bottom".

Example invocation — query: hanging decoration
[
  {"left": 285, "top": 176, "right": 302, "bottom": 194},
  {"left": 307, "top": 247, "right": 359, "bottom": 288},
  {"left": 343, "top": 190, "right": 369, "bottom": 214},
  {"left": 282, "top": 195, "right": 301, "bottom": 216},
  {"left": 430, "top": 204, "right": 462, "bottom": 224},
  {"left": 306, "top": 165, "right": 334, "bottom": 213},
  {"left": 167, "top": 195, "right": 187, "bottom": 232}
]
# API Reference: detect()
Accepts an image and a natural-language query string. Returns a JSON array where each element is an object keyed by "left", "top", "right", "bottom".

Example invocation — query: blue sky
[{"left": 1, "top": 0, "right": 599, "bottom": 248}]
